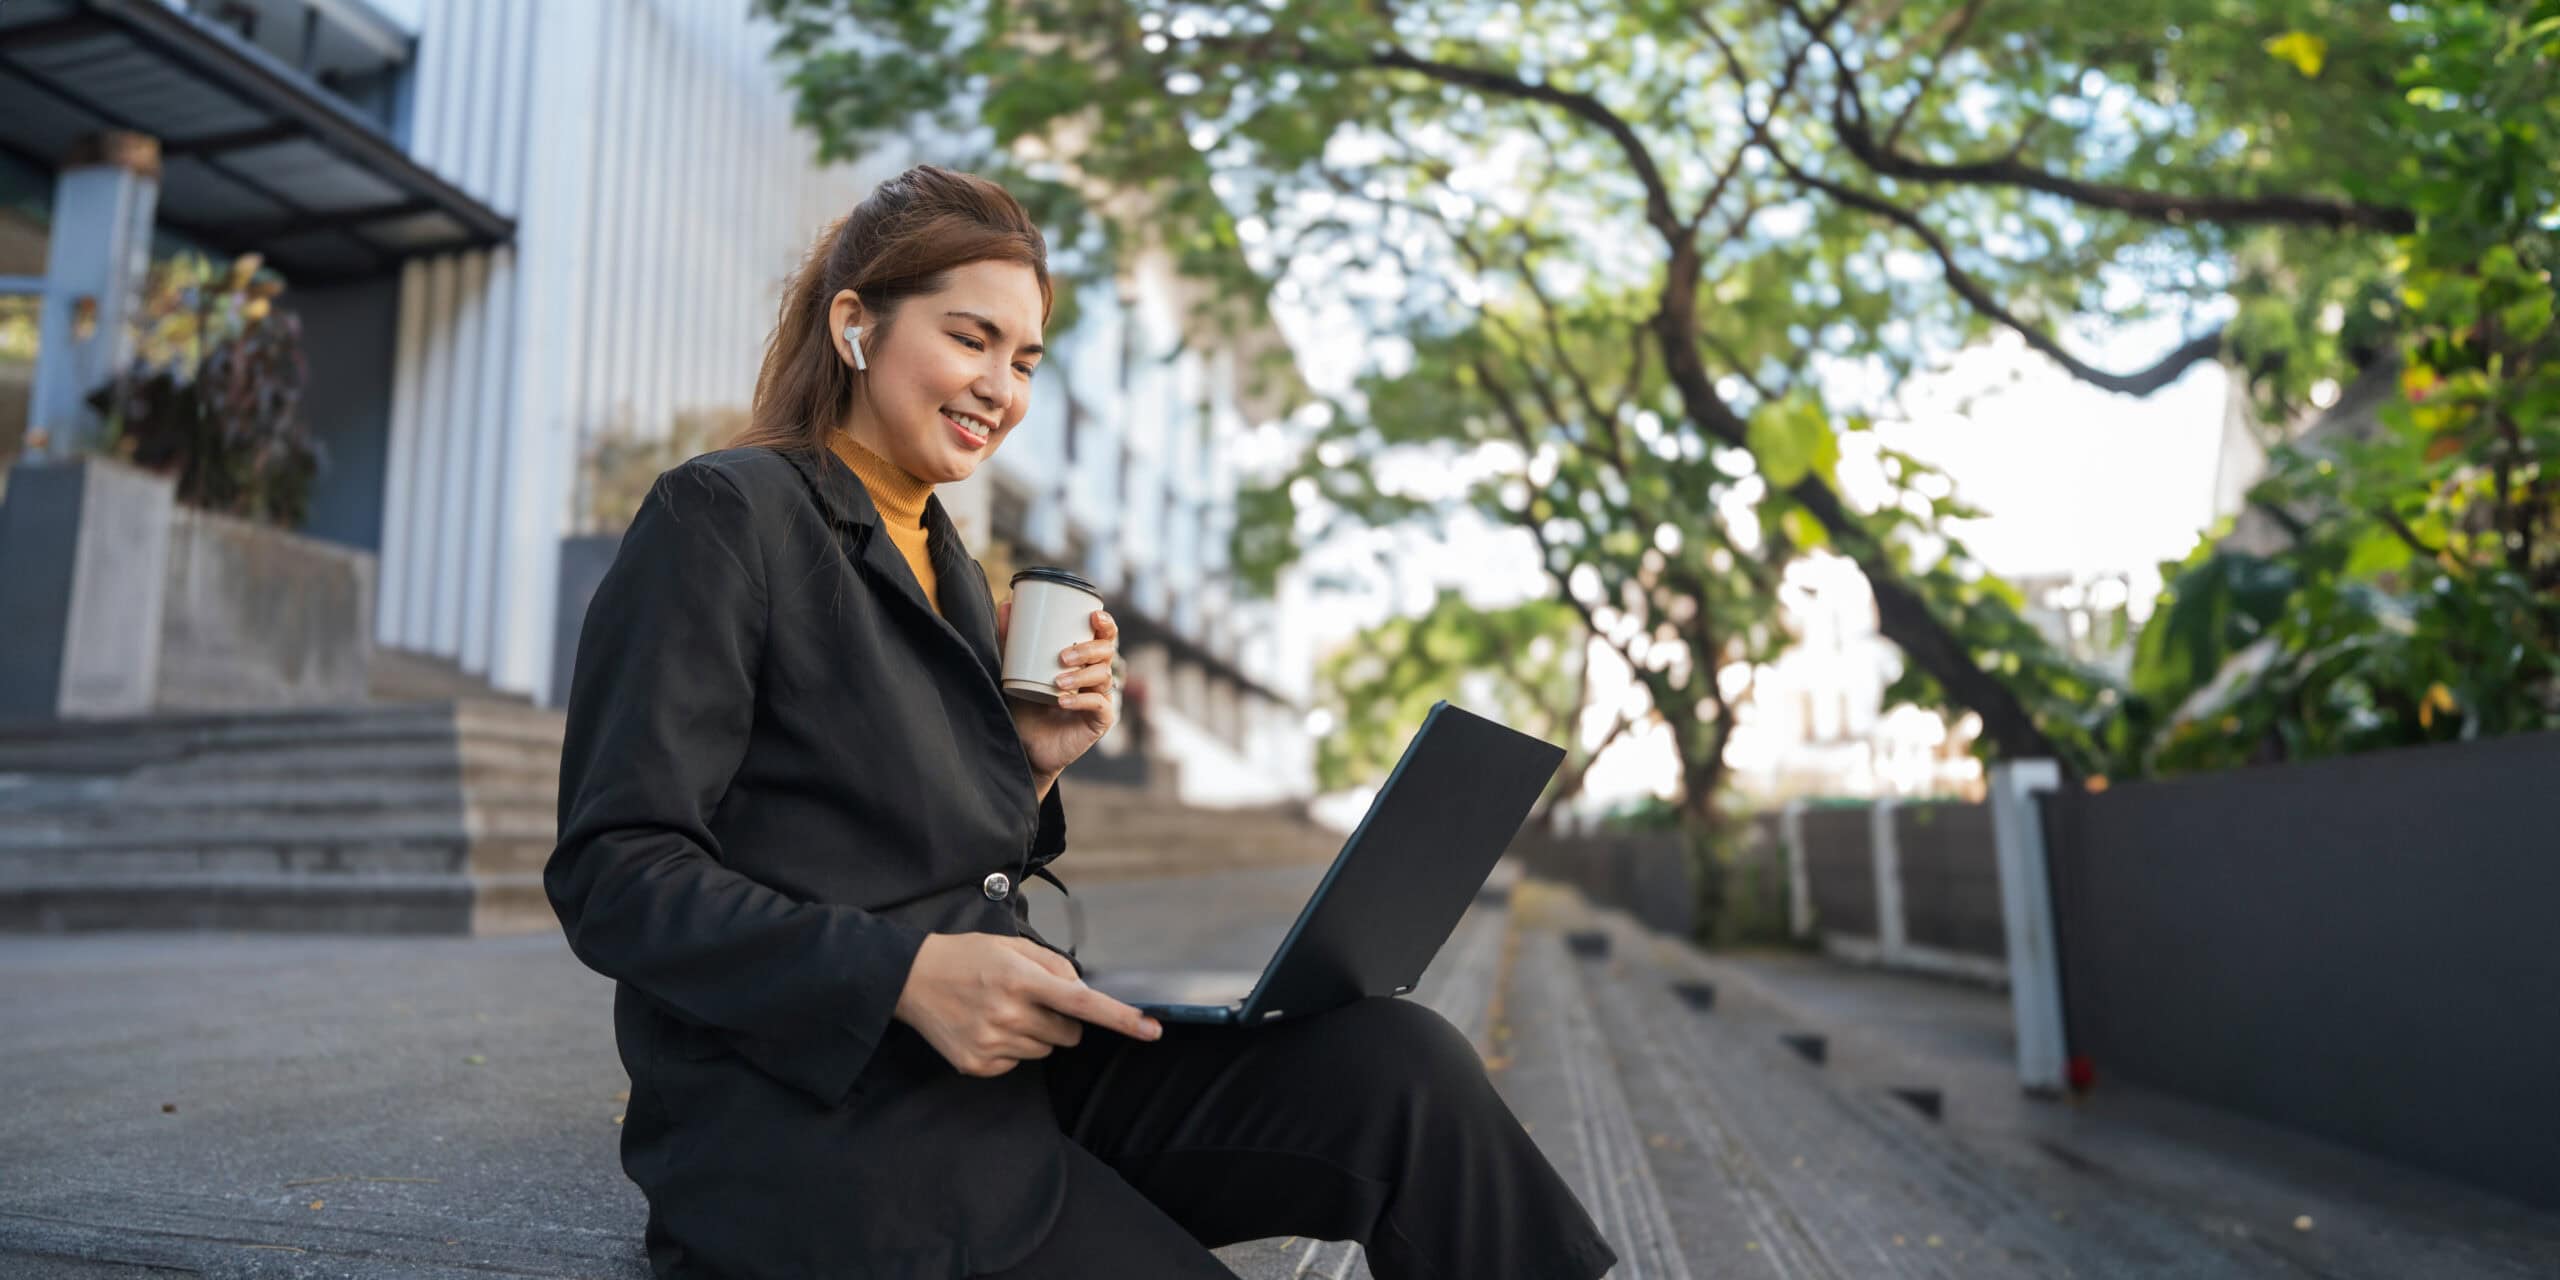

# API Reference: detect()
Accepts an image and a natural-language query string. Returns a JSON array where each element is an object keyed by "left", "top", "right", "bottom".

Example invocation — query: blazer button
[{"left": 982, "top": 871, "right": 1012, "bottom": 902}]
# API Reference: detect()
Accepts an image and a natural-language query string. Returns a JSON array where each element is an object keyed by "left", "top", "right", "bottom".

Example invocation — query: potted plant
[{"left": 0, "top": 252, "right": 368, "bottom": 721}]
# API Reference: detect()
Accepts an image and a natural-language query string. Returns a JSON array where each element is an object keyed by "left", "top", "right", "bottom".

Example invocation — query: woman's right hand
[{"left": 893, "top": 932, "right": 1163, "bottom": 1078}]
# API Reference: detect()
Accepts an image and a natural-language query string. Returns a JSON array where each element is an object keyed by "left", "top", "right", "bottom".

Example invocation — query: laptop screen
[{"left": 1237, "top": 702, "right": 1565, "bottom": 1022}]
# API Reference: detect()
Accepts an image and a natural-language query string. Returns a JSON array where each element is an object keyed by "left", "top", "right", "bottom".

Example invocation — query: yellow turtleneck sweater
[{"left": 829, "top": 432, "right": 940, "bottom": 615}]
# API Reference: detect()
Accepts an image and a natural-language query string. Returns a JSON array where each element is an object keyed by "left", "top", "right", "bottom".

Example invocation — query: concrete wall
[
  {"left": 0, "top": 458, "right": 172, "bottom": 722},
  {"left": 0, "top": 456, "right": 370, "bottom": 721},
  {"left": 2043, "top": 732, "right": 2560, "bottom": 1212},
  {"left": 155, "top": 506, "right": 374, "bottom": 710}
]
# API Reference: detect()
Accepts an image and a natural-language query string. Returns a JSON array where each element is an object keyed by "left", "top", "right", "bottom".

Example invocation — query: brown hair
[{"left": 731, "top": 164, "right": 1053, "bottom": 457}]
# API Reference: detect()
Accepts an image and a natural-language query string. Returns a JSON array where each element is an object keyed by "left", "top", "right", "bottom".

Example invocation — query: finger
[
  {"left": 978, "top": 1034, "right": 1053, "bottom": 1066},
  {"left": 1046, "top": 979, "right": 1162, "bottom": 1040},
  {"left": 1019, "top": 1003, "right": 1086, "bottom": 1048},
  {"left": 1001, "top": 1031, "right": 1060, "bottom": 1059},
  {"left": 997, "top": 599, "right": 1011, "bottom": 638},
  {"left": 1061, "top": 616, "right": 1117, "bottom": 665},
  {"left": 1007, "top": 936, "right": 1079, "bottom": 982}
]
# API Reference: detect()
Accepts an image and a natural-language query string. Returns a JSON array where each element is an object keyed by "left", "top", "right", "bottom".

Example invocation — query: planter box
[
  {"left": 548, "top": 531, "right": 623, "bottom": 709},
  {"left": 0, "top": 456, "right": 373, "bottom": 724}
]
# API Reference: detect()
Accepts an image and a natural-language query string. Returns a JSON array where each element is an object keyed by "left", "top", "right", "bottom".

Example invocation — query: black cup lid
[{"left": 1010, "top": 566, "right": 1100, "bottom": 594}]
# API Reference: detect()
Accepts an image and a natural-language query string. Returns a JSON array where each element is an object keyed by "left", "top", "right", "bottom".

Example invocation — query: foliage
[
  {"left": 1315, "top": 589, "right": 1627, "bottom": 823},
  {"left": 84, "top": 252, "right": 321, "bottom": 527},
  {"left": 759, "top": 0, "right": 2560, "bottom": 816},
  {"left": 1873, "top": 1, "right": 2560, "bottom": 781}
]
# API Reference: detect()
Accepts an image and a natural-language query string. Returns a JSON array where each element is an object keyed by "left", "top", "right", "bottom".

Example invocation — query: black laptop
[{"left": 1084, "top": 701, "right": 1565, "bottom": 1026}]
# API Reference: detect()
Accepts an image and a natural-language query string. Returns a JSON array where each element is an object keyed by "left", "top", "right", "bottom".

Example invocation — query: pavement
[{"left": 3, "top": 864, "right": 2557, "bottom": 1278}]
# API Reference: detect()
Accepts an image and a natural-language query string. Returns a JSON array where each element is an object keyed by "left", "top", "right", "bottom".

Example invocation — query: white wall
[
  {"left": 377, "top": 0, "right": 890, "bottom": 700},
  {"left": 378, "top": 1, "right": 1306, "bottom": 742}
]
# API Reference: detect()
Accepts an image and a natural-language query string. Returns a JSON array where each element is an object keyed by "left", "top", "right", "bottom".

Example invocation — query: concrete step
[
  {"left": 1560, "top": 888, "right": 2299, "bottom": 1279},
  {"left": 1499, "top": 893, "right": 1696, "bottom": 1280},
  {"left": 0, "top": 704, "right": 565, "bottom": 782},
  {"left": 0, "top": 776, "right": 554, "bottom": 826},
  {"left": 1045, "top": 844, "right": 1337, "bottom": 882},
  {"left": 0, "top": 870, "right": 551, "bottom": 935},
  {"left": 0, "top": 828, "right": 555, "bottom": 876},
  {"left": 369, "top": 645, "right": 538, "bottom": 706}
]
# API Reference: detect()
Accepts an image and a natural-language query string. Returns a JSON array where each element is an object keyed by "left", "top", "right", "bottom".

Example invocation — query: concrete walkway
[{"left": 3, "top": 866, "right": 2555, "bottom": 1278}]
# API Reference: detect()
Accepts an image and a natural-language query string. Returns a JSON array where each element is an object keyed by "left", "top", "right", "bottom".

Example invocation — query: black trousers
[{"left": 975, "top": 996, "right": 1620, "bottom": 1279}]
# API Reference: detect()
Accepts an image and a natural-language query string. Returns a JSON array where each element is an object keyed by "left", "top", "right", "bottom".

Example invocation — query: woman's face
[{"left": 833, "top": 259, "right": 1045, "bottom": 486}]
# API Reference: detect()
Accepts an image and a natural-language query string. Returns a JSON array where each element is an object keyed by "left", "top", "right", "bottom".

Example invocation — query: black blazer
[{"left": 547, "top": 443, "right": 1083, "bottom": 1279}]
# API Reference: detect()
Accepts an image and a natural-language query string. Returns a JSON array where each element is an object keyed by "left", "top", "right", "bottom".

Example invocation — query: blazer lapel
[
  {"left": 926, "top": 496, "right": 1003, "bottom": 684},
  {"left": 780, "top": 444, "right": 1001, "bottom": 685}
]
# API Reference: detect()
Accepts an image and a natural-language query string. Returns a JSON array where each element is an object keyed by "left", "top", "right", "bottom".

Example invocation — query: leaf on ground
[
  {"left": 464, "top": 1054, "right": 487, "bottom": 1066},
  {"left": 307, "top": 1199, "right": 325, "bottom": 1211},
  {"left": 2294, "top": 1215, "right": 2315, "bottom": 1231}
]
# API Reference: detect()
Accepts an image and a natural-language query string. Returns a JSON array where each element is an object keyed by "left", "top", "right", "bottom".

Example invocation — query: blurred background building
[{"left": 0, "top": 0, "right": 1313, "bottom": 804}]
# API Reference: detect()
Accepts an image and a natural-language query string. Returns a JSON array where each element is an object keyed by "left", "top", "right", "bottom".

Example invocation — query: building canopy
[{"left": 0, "top": 0, "right": 508, "bottom": 281}]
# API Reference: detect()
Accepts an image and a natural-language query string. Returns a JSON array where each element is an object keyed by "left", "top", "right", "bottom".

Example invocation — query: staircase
[
  {"left": 368, "top": 645, "right": 538, "bottom": 706},
  {"left": 0, "top": 700, "right": 564, "bottom": 935},
  {"left": 0, "top": 685, "right": 1339, "bottom": 932},
  {"left": 1053, "top": 776, "right": 1344, "bottom": 880}
]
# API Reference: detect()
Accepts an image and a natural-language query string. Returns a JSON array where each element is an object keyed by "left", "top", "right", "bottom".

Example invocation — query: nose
[{"left": 972, "top": 374, "right": 1012, "bottom": 419}]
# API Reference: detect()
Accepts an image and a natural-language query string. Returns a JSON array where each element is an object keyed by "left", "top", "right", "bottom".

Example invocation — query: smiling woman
[
  {"left": 729, "top": 165, "right": 1053, "bottom": 482},
  {"left": 545, "top": 163, "right": 1613, "bottom": 1280}
]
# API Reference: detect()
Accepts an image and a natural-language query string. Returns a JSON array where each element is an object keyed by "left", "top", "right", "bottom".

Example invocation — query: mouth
[{"left": 941, "top": 409, "right": 991, "bottom": 449}]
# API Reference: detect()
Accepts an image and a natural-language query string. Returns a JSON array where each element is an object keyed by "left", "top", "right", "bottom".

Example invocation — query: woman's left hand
[{"left": 997, "top": 601, "right": 1119, "bottom": 783}]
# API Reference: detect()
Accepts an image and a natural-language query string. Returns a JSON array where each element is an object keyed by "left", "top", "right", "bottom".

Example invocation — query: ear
[{"left": 829, "top": 288, "right": 870, "bottom": 340}]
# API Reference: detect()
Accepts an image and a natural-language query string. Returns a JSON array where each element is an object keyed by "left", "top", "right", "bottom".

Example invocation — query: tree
[
  {"left": 758, "top": 0, "right": 2555, "bottom": 814},
  {"left": 2073, "top": 2, "right": 2560, "bottom": 777},
  {"left": 1314, "top": 590, "right": 1634, "bottom": 830}
]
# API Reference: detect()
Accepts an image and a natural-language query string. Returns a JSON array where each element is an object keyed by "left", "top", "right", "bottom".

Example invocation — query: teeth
[{"left": 943, "top": 411, "right": 986, "bottom": 439}]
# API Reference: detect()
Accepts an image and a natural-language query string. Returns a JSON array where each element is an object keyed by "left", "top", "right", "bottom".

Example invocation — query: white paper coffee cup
[{"left": 1001, "top": 567, "right": 1105, "bottom": 705}]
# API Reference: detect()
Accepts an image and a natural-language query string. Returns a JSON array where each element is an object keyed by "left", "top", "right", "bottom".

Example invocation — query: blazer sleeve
[{"left": 546, "top": 461, "right": 928, "bottom": 1107}]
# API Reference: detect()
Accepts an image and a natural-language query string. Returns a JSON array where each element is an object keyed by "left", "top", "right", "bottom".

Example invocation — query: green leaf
[
  {"left": 2343, "top": 526, "right": 2415, "bottom": 579},
  {"left": 1779, "top": 506, "right": 1828, "bottom": 550},
  {"left": 1746, "top": 393, "right": 1839, "bottom": 489}
]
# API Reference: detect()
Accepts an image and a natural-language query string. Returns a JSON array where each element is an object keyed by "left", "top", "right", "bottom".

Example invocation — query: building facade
[{"left": 0, "top": 0, "right": 1312, "bottom": 801}]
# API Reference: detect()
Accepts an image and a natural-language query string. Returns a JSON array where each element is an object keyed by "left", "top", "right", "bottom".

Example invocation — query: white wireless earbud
[{"left": 844, "top": 324, "right": 867, "bottom": 371}]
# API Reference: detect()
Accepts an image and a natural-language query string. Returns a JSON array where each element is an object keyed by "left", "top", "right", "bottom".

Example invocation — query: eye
[
  {"left": 952, "top": 333, "right": 985, "bottom": 352},
  {"left": 1014, "top": 361, "right": 1038, "bottom": 377}
]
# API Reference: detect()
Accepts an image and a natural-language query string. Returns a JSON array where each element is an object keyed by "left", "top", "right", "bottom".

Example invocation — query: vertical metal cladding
[{"left": 377, "top": 0, "right": 871, "bottom": 701}]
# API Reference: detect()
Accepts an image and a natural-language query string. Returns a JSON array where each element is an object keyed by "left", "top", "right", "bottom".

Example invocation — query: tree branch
[
  {"left": 1829, "top": 97, "right": 2417, "bottom": 235},
  {"left": 1778, "top": 17, "right": 2423, "bottom": 239},
  {"left": 1362, "top": 47, "right": 1686, "bottom": 246},
  {"left": 1769, "top": 143, "right": 2228, "bottom": 396}
]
